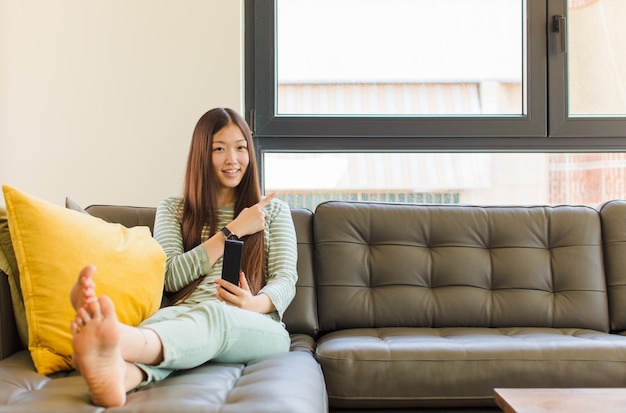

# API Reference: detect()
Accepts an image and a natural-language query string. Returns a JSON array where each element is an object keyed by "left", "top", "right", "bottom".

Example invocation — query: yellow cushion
[{"left": 2, "top": 185, "right": 165, "bottom": 375}]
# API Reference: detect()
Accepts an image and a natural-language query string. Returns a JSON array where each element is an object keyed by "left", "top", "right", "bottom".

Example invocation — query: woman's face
[{"left": 211, "top": 122, "right": 250, "bottom": 204}]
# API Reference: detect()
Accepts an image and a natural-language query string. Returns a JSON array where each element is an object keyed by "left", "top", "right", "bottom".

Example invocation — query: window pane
[
  {"left": 276, "top": 0, "right": 526, "bottom": 116},
  {"left": 568, "top": 0, "right": 626, "bottom": 116},
  {"left": 264, "top": 152, "right": 626, "bottom": 209}
]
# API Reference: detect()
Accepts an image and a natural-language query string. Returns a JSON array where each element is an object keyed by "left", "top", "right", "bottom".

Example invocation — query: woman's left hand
[{"left": 215, "top": 272, "right": 275, "bottom": 313}]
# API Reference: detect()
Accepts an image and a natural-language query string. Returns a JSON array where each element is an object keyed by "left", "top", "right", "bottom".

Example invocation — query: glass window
[
  {"left": 250, "top": 0, "right": 547, "bottom": 139},
  {"left": 547, "top": 0, "right": 626, "bottom": 136},
  {"left": 568, "top": 0, "right": 626, "bottom": 116},
  {"left": 248, "top": 0, "right": 626, "bottom": 207},
  {"left": 276, "top": 0, "right": 526, "bottom": 117},
  {"left": 265, "top": 152, "right": 626, "bottom": 209}
]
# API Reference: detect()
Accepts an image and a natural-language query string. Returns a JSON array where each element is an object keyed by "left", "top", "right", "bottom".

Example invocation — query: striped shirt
[{"left": 153, "top": 196, "right": 298, "bottom": 320}]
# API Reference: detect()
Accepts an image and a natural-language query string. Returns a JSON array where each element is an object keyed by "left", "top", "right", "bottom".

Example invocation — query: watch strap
[{"left": 220, "top": 226, "right": 238, "bottom": 240}]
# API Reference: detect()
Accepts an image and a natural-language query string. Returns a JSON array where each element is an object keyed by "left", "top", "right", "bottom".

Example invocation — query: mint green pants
[{"left": 136, "top": 300, "right": 291, "bottom": 384}]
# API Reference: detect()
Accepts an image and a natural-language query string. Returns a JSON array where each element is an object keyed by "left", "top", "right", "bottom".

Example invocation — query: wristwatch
[{"left": 220, "top": 226, "right": 238, "bottom": 240}]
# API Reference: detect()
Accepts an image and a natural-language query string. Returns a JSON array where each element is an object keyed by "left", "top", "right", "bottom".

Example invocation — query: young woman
[{"left": 69, "top": 108, "right": 298, "bottom": 407}]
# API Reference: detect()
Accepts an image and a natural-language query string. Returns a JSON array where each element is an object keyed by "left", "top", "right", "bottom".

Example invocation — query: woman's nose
[{"left": 225, "top": 148, "right": 238, "bottom": 163}]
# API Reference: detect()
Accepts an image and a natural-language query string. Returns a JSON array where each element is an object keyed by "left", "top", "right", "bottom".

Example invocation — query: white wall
[{"left": 0, "top": 0, "right": 244, "bottom": 208}]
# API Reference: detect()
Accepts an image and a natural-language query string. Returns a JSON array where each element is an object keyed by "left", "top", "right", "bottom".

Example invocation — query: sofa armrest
[
  {"left": 290, "top": 333, "right": 317, "bottom": 354},
  {"left": 0, "top": 270, "right": 21, "bottom": 360}
]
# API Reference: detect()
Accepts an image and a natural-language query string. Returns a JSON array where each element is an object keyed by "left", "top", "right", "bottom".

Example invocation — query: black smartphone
[{"left": 221, "top": 239, "right": 243, "bottom": 286}]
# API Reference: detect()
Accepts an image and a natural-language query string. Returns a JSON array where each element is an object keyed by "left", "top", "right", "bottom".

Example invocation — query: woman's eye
[{"left": 239, "top": 145, "right": 248, "bottom": 150}]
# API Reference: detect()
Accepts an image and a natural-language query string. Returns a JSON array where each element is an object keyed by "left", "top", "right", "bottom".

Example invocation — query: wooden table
[{"left": 494, "top": 388, "right": 626, "bottom": 413}]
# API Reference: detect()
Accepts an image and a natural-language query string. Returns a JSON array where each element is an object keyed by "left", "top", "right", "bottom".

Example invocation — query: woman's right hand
[{"left": 228, "top": 193, "right": 276, "bottom": 237}]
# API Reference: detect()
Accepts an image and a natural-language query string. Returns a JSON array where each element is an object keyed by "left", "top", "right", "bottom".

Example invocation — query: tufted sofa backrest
[
  {"left": 314, "top": 201, "right": 610, "bottom": 334},
  {"left": 1, "top": 199, "right": 617, "bottom": 361},
  {"left": 85, "top": 204, "right": 157, "bottom": 231}
]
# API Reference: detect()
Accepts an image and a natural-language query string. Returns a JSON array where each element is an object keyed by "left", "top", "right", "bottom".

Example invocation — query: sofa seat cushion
[
  {"left": 0, "top": 350, "right": 327, "bottom": 413},
  {"left": 316, "top": 327, "right": 626, "bottom": 409}
]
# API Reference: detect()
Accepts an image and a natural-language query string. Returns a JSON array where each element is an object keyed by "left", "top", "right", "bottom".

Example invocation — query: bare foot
[
  {"left": 72, "top": 295, "right": 127, "bottom": 407},
  {"left": 70, "top": 265, "right": 97, "bottom": 311}
]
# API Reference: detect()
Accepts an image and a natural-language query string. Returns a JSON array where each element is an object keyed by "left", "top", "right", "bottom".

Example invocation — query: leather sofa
[{"left": 3, "top": 199, "right": 626, "bottom": 412}]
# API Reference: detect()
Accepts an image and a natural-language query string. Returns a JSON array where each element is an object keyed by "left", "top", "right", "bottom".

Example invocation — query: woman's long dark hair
[{"left": 169, "top": 108, "right": 265, "bottom": 304}]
